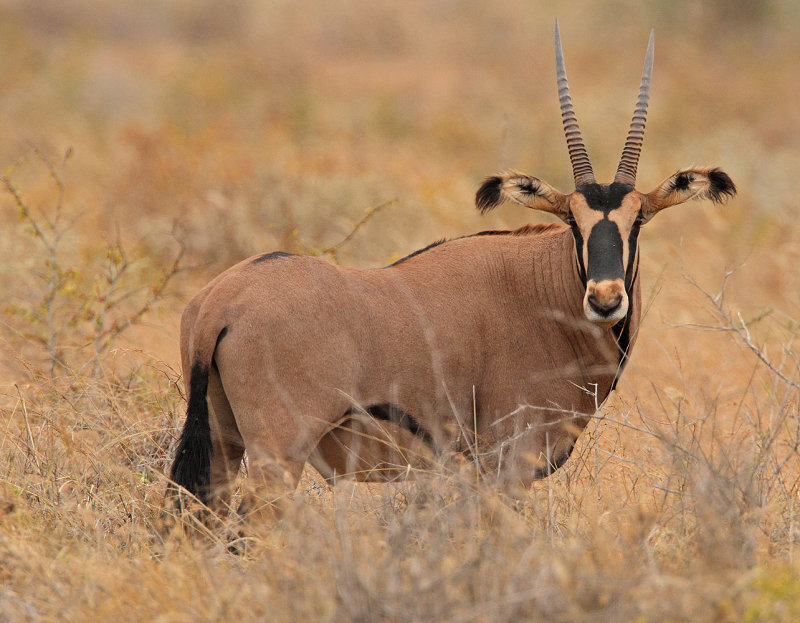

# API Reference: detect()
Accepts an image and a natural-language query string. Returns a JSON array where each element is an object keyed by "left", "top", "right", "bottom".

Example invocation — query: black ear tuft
[
  {"left": 707, "top": 168, "right": 737, "bottom": 203},
  {"left": 476, "top": 176, "right": 504, "bottom": 214}
]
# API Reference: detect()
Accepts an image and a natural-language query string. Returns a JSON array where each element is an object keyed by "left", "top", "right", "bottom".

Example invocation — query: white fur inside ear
[
  {"left": 476, "top": 172, "right": 568, "bottom": 216},
  {"left": 503, "top": 175, "right": 544, "bottom": 206}
]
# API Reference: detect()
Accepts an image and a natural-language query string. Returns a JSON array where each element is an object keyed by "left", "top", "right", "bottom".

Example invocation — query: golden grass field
[{"left": 1, "top": 1, "right": 800, "bottom": 620}]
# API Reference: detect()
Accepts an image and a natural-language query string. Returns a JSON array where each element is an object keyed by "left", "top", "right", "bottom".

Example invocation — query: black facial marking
[
  {"left": 475, "top": 176, "right": 504, "bottom": 214},
  {"left": 610, "top": 219, "right": 642, "bottom": 390},
  {"left": 570, "top": 219, "right": 587, "bottom": 284},
  {"left": 610, "top": 272, "right": 636, "bottom": 390},
  {"left": 577, "top": 182, "right": 634, "bottom": 214},
  {"left": 624, "top": 216, "right": 641, "bottom": 291},
  {"left": 251, "top": 251, "right": 294, "bottom": 264},
  {"left": 347, "top": 403, "right": 432, "bottom": 444},
  {"left": 586, "top": 219, "right": 624, "bottom": 282}
]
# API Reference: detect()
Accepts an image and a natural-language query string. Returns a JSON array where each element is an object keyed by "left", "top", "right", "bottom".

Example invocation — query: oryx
[{"left": 169, "top": 22, "right": 735, "bottom": 518}]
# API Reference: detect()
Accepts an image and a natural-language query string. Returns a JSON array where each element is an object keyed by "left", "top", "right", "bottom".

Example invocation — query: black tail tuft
[{"left": 169, "top": 361, "right": 213, "bottom": 505}]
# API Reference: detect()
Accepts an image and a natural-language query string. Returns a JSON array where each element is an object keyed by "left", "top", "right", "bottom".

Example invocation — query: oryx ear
[
  {"left": 642, "top": 167, "right": 736, "bottom": 220},
  {"left": 476, "top": 173, "right": 569, "bottom": 220}
]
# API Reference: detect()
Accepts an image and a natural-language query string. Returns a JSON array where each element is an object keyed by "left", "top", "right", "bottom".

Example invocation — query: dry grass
[{"left": 2, "top": 1, "right": 800, "bottom": 620}]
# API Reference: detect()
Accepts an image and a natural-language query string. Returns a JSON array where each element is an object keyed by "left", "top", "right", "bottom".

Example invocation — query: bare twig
[
  {"left": 15, "top": 384, "right": 41, "bottom": 473},
  {"left": 319, "top": 197, "right": 397, "bottom": 262}
]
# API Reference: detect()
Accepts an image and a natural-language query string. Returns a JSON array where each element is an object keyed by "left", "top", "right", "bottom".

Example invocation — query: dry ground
[{"left": 1, "top": 1, "right": 800, "bottom": 621}]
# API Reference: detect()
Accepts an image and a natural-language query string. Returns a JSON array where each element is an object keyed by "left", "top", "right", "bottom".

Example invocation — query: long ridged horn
[
  {"left": 615, "top": 30, "right": 655, "bottom": 187},
  {"left": 554, "top": 19, "right": 595, "bottom": 188}
]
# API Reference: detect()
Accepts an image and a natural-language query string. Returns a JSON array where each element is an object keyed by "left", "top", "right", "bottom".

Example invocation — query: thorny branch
[
  {"left": 2, "top": 147, "right": 187, "bottom": 377},
  {"left": 676, "top": 269, "right": 800, "bottom": 391},
  {"left": 319, "top": 197, "right": 397, "bottom": 262}
]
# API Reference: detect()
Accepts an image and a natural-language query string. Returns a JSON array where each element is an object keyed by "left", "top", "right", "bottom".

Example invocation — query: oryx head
[{"left": 476, "top": 21, "right": 736, "bottom": 327}]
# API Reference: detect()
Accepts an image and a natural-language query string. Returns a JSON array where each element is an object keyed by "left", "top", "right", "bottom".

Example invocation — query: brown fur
[{"left": 177, "top": 225, "right": 640, "bottom": 516}]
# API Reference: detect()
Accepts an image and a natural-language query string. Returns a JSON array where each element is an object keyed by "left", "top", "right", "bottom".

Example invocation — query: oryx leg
[
  {"left": 206, "top": 366, "right": 245, "bottom": 516},
  {"left": 233, "top": 407, "right": 334, "bottom": 523}
]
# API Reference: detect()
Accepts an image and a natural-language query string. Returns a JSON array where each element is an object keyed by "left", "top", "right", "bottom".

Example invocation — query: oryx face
[
  {"left": 475, "top": 21, "right": 736, "bottom": 329},
  {"left": 567, "top": 182, "right": 641, "bottom": 326}
]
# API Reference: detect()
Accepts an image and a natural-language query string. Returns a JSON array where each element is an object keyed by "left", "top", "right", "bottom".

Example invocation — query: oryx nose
[{"left": 587, "top": 293, "right": 622, "bottom": 316}]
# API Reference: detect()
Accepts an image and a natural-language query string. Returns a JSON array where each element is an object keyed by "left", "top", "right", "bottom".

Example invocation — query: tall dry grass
[{"left": 1, "top": 1, "right": 800, "bottom": 620}]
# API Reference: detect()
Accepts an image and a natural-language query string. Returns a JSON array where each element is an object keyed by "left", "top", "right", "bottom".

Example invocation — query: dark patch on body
[
  {"left": 211, "top": 327, "right": 228, "bottom": 371},
  {"left": 215, "top": 326, "right": 228, "bottom": 350},
  {"left": 251, "top": 251, "right": 295, "bottom": 264},
  {"left": 347, "top": 403, "right": 433, "bottom": 444},
  {"left": 532, "top": 440, "right": 576, "bottom": 479}
]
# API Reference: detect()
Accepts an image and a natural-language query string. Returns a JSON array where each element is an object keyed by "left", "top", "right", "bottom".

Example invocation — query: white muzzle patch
[{"left": 583, "top": 278, "right": 628, "bottom": 326}]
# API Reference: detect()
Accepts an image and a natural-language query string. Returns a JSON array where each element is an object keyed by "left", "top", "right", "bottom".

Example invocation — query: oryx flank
[{"left": 169, "top": 22, "right": 735, "bottom": 518}]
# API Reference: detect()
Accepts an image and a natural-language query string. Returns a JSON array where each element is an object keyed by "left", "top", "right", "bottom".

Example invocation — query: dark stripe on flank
[
  {"left": 347, "top": 403, "right": 433, "bottom": 444},
  {"left": 532, "top": 440, "right": 576, "bottom": 479}
]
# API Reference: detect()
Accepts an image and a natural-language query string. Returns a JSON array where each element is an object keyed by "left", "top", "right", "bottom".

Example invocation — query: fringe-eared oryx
[{"left": 169, "top": 22, "right": 735, "bottom": 518}]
